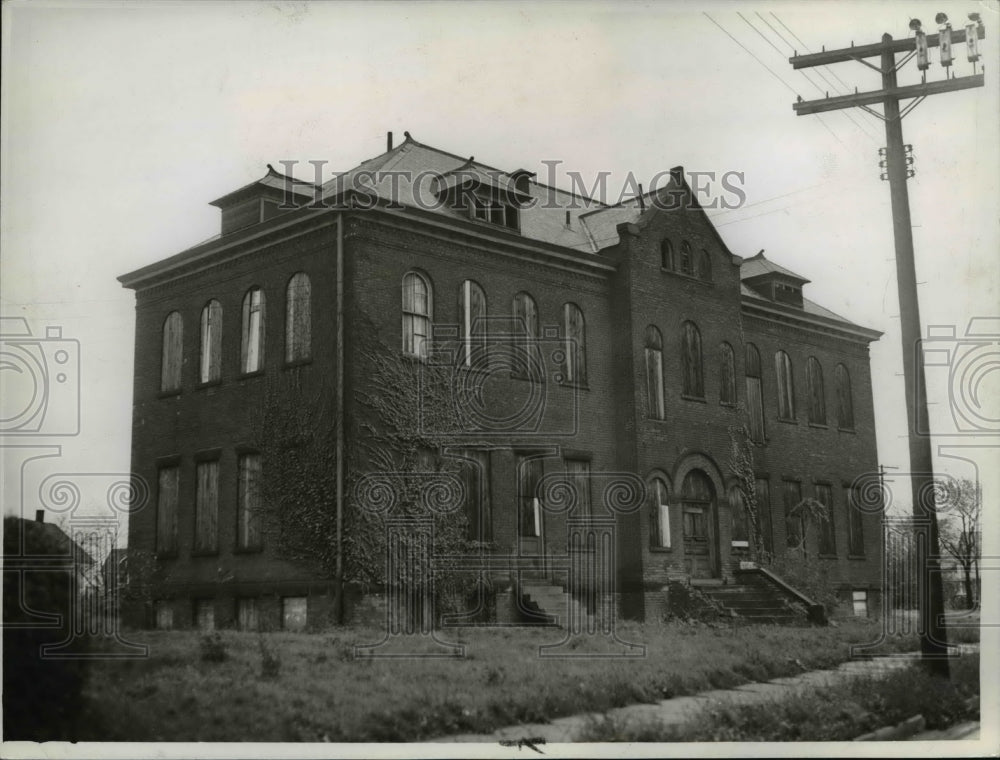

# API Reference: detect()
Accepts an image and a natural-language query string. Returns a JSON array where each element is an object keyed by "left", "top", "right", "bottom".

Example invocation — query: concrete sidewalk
[{"left": 431, "top": 644, "right": 979, "bottom": 743}]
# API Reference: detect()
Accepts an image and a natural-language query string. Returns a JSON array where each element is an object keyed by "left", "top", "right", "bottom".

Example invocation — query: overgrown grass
[
  {"left": 76, "top": 618, "right": 973, "bottom": 742},
  {"left": 580, "top": 652, "right": 980, "bottom": 742}
]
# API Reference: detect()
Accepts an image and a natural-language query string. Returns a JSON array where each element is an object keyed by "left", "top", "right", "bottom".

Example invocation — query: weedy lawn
[{"left": 77, "top": 618, "right": 972, "bottom": 742}]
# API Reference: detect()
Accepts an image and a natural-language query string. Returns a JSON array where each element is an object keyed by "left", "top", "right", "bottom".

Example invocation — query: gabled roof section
[
  {"left": 578, "top": 166, "right": 740, "bottom": 259},
  {"left": 209, "top": 164, "right": 318, "bottom": 208},
  {"left": 740, "top": 250, "right": 810, "bottom": 284}
]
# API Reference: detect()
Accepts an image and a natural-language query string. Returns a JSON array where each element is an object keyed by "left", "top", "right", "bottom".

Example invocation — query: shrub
[
  {"left": 258, "top": 634, "right": 281, "bottom": 679},
  {"left": 199, "top": 632, "right": 227, "bottom": 663}
]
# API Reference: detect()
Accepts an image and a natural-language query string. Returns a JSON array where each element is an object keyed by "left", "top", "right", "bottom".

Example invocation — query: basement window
[
  {"left": 154, "top": 601, "right": 173, "bottom": 630},
  {"left": 852, "top": 589, "right": 869, "bottom": 617},
  {"left": 195, "top": 599, "right": 215, "bottom": 632}
]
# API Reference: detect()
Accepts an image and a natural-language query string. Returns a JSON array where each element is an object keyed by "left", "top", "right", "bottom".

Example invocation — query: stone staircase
[
  {"left": 519, "top": 580, "right": 591, "bottom": 628},
  {"left": 694, "top": 573, "right": 807, "bottom": 624}
]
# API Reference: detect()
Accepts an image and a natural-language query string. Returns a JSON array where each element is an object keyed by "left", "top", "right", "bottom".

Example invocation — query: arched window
[
  {"left": 660, "top": 240, "right": 675, "bottom": 271},
  {"left": 649, "top": 477, "right": 671, "bottom": 548},
  {"left": 807, "top": 356, "right": 826, "bottom": 425},
  {"left": 697, "top": 249, "right": 712, "bottom": 281},
  {"left": 199, "top": 301, "right": 222, "bottom": 384},
  {"left": 512, "top": 291, "right": 539, "bottom": 378},
  {"left": 563, "top": 303, "right": 587, "bottom": 385},
  {"left": 459, "top": 279, "right": 487, "bottom": 366},
  {"left": 285, "top": 272, "right": 312, "bottom": 363},
  {"left": 774, "top": 350, "right": 795, "bottom": 420},
  {"left": 745, "top": 343, "right": 765, "bottom": 443},
  {"left": 512, "top": 291, "right": 538, "bottom": 339},
  {"left": 681, "top": 321, "right": 703, "bottom": 398},
  {"left": 835, "top": 363, "right": 855, "bottom": 430},
  {"left": 402, "top": 271, "right": 432, "bottom": 358},
  {"left": 728, "top": 486, "right": 749, "bottom": 547},
  {"left": 241, "top": 288, "right": 266, "bottom": 374},
  {"left": 679, "top": 241, "right": 693, "bottom": 275},
  {"left": 645, "top": 325, "right": 664, "bottom": 419},
  {"left": 719, "top": 342, "right": 736, "bottom": 405},
  {"left": 161, "top": 311, "right": 183, "bottom": 392}
]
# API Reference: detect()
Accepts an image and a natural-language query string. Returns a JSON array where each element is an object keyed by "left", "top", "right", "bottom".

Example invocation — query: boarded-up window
[
  {"left": 194, "top": 460, "right": 219, "bottom": 553},
  {"left": 835, "top": 364, "right": 855, "bottom": 430},
  {"left": 775, "top": 350, "right": 795, "bottom": 420},
  {"left": 154, "top": 601, "right": 173, "bottom": 630},
  {"left": 807, "top": 357, "right": 826, "bottom": 425},
  {"left": 783, "top": 480, "right": 804, "bottom": 550},
  {"left": 697, "top": 249, "right": 712, "bottom": 281},
  {"left": 719, "top": 342, "right": 736, "bottom": 405},
  {"left": 460, "top": 450, "right": 492, "bottom": 542},
  {"left": 285, "top": 272, "right": 311, "bottom": 363},
  {"left": 563, "top": 303, "right": 587, "bottom": 385},
  {"left": 459, "top": 280, "right": 487, "bottom": 366},
  {"left": 729, "top": 487, "right": 749, "bottom": 546},
  {"left": 755, "top": 476, "right": 773, "bottom": 554},
  {"left": 199, "top": 300, "right": 222, "bottom": 384},
  {"left": 660, "top": 239, "right": 675, "bottom": 270},
  {"left": 402, "top": 272, "right": 432, "bottom": 358},
  {"left": 282, "top": 596, "right": 307, "bottom": 631},
  {"left": 237, "top": 453, "right": 262, "bottom": 550},
  {"left": 237, "top": 598, "right": 259, "bottom": 631},
  {"left": 816, "top": 483, "right": 836, "bottom": 556},
  {"left": 565, "top": 458, "right": 592, "bottom": 517},
  {"left": 512, "top": 291, "right": 539, "bottom": 377},
  {"left": 155, "top": 466, "right": 179, "bottom": 555},
  {"left": 852, "top": 589, "right": 868, "bottom": 617},
  {"left": 681, "top": 321, "right": 703, "bottom": 398},
  {"left": 160, "top": 311, "right": 183, "bottom": 392},
  {"left": 645, "top": 325, "right": 664, "bottom": 420},
  {"left": 241, "top": 287, "right": 266, "bottom": 373},
  {"left": 745, "top": 344, "right": 765, "bottom": 443},
  {"left": 518, "top": 455, "right": 543, "bottom": 538},
  {"left": 195, "top": 599, "right": 215, "bottom": 632},
  {"left": 650, "top": 477, "right": 671, "bottom": 549},
  {"left": 680, "top": 241, "right": 693, "bottom": 275},
  {"left": 847, "top": 486, "right": 865, "bottom": 556}
]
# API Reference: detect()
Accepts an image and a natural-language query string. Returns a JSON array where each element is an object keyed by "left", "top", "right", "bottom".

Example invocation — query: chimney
[
  {"left": 387, "top": 131, "right": 393, "bottom": 152},
  {"left": 35, "top": 509, "right": 44, "bottom": 523}
]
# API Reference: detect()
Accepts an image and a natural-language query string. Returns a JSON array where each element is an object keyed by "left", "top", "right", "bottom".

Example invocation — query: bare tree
[{"left": 938, "top": 477, "right": 981, "bottom": 610}]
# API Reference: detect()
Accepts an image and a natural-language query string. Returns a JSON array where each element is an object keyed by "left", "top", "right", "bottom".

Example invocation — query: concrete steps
[
  {"left": 696, "top": 579, "right": 805, "bottom": 624},
  {"left": 520, "top": 582, "right": 592, "bottom": 628}
]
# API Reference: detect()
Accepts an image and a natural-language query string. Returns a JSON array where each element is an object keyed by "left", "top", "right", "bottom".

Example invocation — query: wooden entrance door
[{"left": 681, "top": 470, "right": 720, "bottom": 579}]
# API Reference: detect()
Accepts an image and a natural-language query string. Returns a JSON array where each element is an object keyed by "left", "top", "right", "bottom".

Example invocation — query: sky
[{"left": 2, "top": 0, "right": 998, "bottom": 540}]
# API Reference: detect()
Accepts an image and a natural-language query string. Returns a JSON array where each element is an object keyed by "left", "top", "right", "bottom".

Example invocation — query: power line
[
  {"left": 703, "top": 12, "right": 848, "bottom": 149},
  {"left": 743, "top": 12, "right": 878, "bottom": 142}
]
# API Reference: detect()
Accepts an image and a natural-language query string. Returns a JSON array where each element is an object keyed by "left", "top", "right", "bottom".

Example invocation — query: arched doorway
[{"left": 681, "top": 470, "right": 720, "bottom": 578}]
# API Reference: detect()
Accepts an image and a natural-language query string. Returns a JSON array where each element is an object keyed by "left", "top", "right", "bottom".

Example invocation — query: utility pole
[{"left": 789, "top": 15, "right": 986, "bottom": 677}]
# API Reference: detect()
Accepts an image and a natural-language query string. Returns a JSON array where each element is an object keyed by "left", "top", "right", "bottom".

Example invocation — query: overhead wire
[{"left": 702, "top": 12, "right": 848, "bottom": 149}]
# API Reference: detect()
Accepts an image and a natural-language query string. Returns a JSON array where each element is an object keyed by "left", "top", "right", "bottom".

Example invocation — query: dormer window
[
  {"left": 434, "top": 162, "right": 530, "bottom": 234},
  {"left": 774, "top": 282, "right": 802, "bottom": 305}
]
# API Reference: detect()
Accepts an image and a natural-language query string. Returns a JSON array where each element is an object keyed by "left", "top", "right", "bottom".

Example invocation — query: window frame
[
  {"left": 745, "top": 343, "right": 766, "bottom": 443},
  {"left": 775, "top": 350, "right": 796, "bottom": 422},
  {"left": 807, "top": 356, "right": 827, "bottom": 426},
  {"left": 155, "top": 464, "right": 180, "bottom": 557},
  {"left": 719, "top": 341, "right": 736, "bottom": 406},
  {"left": 199, "top": 300, "right": 222, "bottom": 386},
  {"left": 284, "top": 272, "right": 312, "bottom": 366},
  {"left": 241, "top": 287, "right": 266, "bottom": 375},
  {"left": 402, "top": 271, "right": 433, "bottom": 359},
  {"left": 645, "top": 325, "right": 665, "bottom": 420},
  {"left": 835, "top": 363, "right": 855, "bottom": 431},
  {"left": 660, "top": 239, "right": 675, "bottom": 271},
  {"left": 459, "top": 279, "right": 487, "bottom": 367},
  {"left": 680, "top": 321, "right": 704, "bottom": 399},
  {"left": 236, "top": 451, "right": 263, "bottom": 552},
  {"left": 160, "top": 311, "right": 184, "bottom": 394},
  {"left": 562, "top": 302, "right": 588, "bottom": 387},
  {"left": 816, "top": 482, "right": 837, "bottom": 557},
  {"left": 649, "top": 477, "right": 672, "bottom": 550}
]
